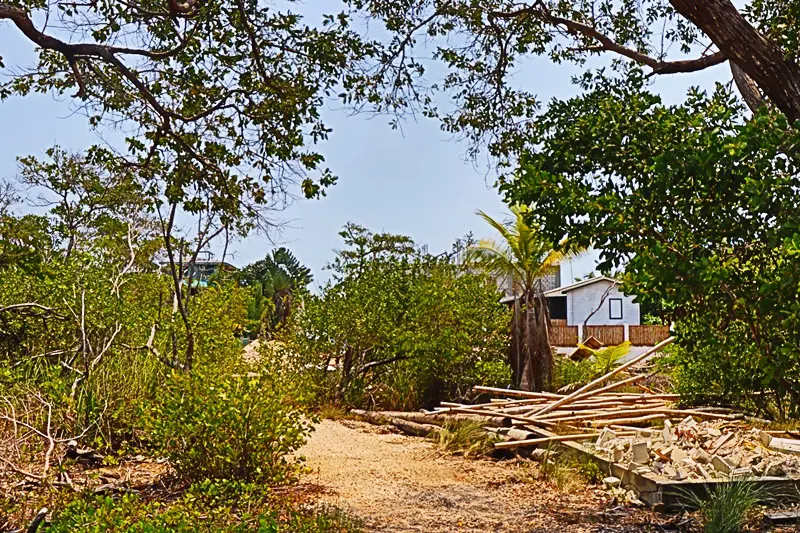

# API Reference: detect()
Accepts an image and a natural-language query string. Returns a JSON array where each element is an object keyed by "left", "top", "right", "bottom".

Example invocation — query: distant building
[
  {"left": 543, "top": 276, "right": 639, "bottom": 327},
  {"left": 160, "top": 259, "right": 237, "bottom": 289},
  {"left": 496, "top": 264, "right": 561, "bottom": 296}
]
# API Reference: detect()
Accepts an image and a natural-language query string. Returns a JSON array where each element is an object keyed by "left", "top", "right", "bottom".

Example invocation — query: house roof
[{"left": 543, "top": 276, "right": 618, "bottom": 297}]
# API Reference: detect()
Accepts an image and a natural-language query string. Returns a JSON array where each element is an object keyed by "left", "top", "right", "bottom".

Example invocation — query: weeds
[
  {"left": 433, "top": 420, "right": 496, "bottom": 458},
  {"left": 677, "top": 478, "right": 771, "bottom": 533},
  {"left": 537, "top": 445, "right": 604, "bottom": 492},
  {"left": 317, "top": 404, "right": 348, "bottom": 420}
]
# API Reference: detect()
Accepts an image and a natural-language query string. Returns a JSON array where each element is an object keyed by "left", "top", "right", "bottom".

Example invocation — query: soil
[{"left": 298, "top": 419, "right": 682, "bottom": 532}]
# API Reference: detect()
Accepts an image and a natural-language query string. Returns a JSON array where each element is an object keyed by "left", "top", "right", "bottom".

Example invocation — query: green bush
[
  {"left": 147, "top": 365, "right": 310, "bottom": 484},
  {"left": 43, "top": 481, "right": 362, "bottom": 533},
  {"left": 283, "top": 225, "right": 510, "bottom": 411}
]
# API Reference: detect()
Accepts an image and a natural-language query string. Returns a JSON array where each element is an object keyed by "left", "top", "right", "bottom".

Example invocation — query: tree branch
[{"left": 488, "top": 4, "right": 726, "bottom": 75}]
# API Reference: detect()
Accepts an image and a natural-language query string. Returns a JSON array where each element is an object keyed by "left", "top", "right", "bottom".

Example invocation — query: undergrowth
[{"left": 42, "top": 481, "right": 363, "bottom": 533}]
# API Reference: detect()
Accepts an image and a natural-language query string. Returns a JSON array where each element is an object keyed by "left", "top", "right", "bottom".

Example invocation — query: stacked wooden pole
[{"left": 431, "top": 337, "right": 735, "bottom": 449}]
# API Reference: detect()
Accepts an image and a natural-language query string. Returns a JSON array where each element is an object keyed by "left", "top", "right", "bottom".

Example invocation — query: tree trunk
[
  {"left": 509, "top": 298, "right": 524, "bottom": 389},
  {"left": 670, "top": 0, "right": 800, "bottom": 123},
  {"left": 518, "top": 289, "right": 553, "bottom": 392}
]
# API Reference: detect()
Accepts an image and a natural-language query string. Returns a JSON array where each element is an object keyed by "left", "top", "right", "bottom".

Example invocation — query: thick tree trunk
[
  {"left": 670, "top": 0, "right": 800, "bottom": 123},
  {"left": 518, "top": 289, "right": 553, "bottom": 392},
  {"left": 509, "top": 298, "right": 524, "bottom": 388}
]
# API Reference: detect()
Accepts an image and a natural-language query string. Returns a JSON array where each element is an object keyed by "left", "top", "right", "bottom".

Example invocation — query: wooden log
[
  {"left": 350, "top": 409, "right": 440, "bottom": 437},
  {"left": 531, "top": 337, "right": 675, "bottom": 418},
  {"left": 540, "top": 408, "right": 736, "bottom": 425},
  {"left": 472, "top": 386, "right": 562, "bottom": 399},
  {"left": 494, "top": 433, "right": 602, "bottom": 450},
  {"left": 586, "top": 414, "right": 668, "bottom": 428},
  {"left": 485, "top": 427, "right": 539, "bottom": 441},
  {"left": 381, "top": 411, "right": 512, "bottom": 428}
]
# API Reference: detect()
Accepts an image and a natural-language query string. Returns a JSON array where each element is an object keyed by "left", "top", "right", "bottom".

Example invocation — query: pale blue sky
[{"left": 0, "top": 6, "right": 731, "bottom": 288}]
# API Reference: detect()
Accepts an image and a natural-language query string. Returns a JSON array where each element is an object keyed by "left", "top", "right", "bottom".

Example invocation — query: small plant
[
  {"left": 317, "top": 403, "right": 348, "bottom": 420},
  {"left": 433, "top": 420, "right": 496, "bottom": 458},
  {"left": 677, "top": 478, "right": 770, "bottom": 533}
]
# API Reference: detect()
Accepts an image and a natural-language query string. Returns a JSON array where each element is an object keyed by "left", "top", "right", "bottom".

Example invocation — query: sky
[{"left": 0, "top": 5, "right": 731, "bottom": 290}]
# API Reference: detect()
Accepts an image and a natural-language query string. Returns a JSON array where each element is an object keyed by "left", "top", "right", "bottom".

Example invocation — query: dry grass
[{"left": 432, "top": 419, "right": 497, "bottom": 458}]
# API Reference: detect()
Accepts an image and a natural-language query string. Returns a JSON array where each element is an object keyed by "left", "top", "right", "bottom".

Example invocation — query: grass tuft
[
  {"left": 433, "top": 420, "right": 496, "bottom": 458},
  {"left": 677, "top": 478, "right": 771, "bottom": 533}
]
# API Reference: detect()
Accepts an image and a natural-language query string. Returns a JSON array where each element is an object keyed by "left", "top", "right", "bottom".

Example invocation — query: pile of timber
[{"left": 431, "top": 338, "right": 703, "bottom": 449}]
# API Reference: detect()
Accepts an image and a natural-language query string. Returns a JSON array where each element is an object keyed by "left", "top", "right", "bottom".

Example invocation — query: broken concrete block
[
  {"left": 662, "top": 420, "right": 674, "bottom": 443},
  {"left": 757, "top": 430, "right": 772, "bottom": 447},
  {"left": 769, "top": 438, "right": 800, "bottom": 455},
  {"left": 711, "top": 455, "right": 734, "bottom": 474},
  {"left": 670, "top": 448, "right": 688, "bottom": 463},
  {"left": 679, "top": 416, "right": 697, "bottom": 428},
  {"left": 675, "top": 468, "right": 689, "bottom": 481},
  {"left": 690, "top": 447, "right": 711, "bottom": 464},
  {"left": 613, "top": 446, "right": 625, "bottom": 463},
  {"left": 765, "top": 460, "right": 787, "bottom": 477},
  {"left": 596, "top": 428, "right": 616, "bottom": 448},
  {"left": 632, "top": 441, "right": 649, "bottom": 465},
  {"left": 706, "top": 427, "right": 722, "bottom": 437},
  {"left": 697, "top": 464, "right": 711, "bottom": 480},
  {"left": 710, "top": 432, "right": 734, "bottom": 452},
  {"left": 731, "top": 467, "right": 751, "bottom": 479},
  {"left": 603, "top": 476, "right": 621, "bottom": 487}
]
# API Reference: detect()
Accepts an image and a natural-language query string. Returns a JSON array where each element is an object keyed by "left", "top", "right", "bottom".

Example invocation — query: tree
[
  {"left": 500, "top": 76, "right": 800, "bottom": 417},
  {"left": 238, "top": 248, "right": 313, "bottom": 337},
  {"left": 17, "top": 147, "right": 157, "bottom": 262},
  {"left": 349, "top": 0, "right": 800, "bottom": 163},
  {"left": 287, "top": 226, "right": 509, "bottom": 409},
  {"left": 0, "top": 1, "right": 384, "bottom": 371},
  {"left": 467, "top": 205, "right": 570, "bottom": 391}
]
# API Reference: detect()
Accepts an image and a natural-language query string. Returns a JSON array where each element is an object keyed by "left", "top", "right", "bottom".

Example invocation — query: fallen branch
[{"left": 350, "top": 409, "right": 440, "bottom": 438}]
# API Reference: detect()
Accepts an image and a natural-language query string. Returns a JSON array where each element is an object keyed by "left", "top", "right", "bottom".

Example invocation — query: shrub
[
  {"left": 147, "top": 364, "right": 310, "bottom": 484},
  {"left": 43, "top": 482, "right": 363, "bottom": 533}
]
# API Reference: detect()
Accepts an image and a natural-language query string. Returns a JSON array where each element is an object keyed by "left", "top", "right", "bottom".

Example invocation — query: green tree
[
  {"left": 501, "top": 75, "right": 800, "bottom": 417},
  {"left": 238, "top": 247, "right": 313, "bottom": 338},
  {"left": 350, "top": 1, "right": 800, "bottom": 160},
  {"left": 286, "top": 225, "right": 509, "bottom": 409},
  {"left": 468, "top": 206, "right": 569, "bottom": 392}
]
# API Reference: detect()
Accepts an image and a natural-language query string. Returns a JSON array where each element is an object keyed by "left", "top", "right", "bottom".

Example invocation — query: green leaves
[
  {"left": 287, "top": 226, "right": 509, "bottom": 410},
  {"left": 502, "top": 78, "right": 800, "bottom": 416}
]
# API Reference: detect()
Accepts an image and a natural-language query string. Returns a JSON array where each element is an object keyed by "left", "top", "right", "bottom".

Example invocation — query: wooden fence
[
  {"left": 550, "top": 326, "right": 579, "bottom": 347},
  {"left": 585, "top": 325, "right": 625, "bottom": 346},
  {"left": 629, "top": 325, "right": 671, "bottom": 346}
]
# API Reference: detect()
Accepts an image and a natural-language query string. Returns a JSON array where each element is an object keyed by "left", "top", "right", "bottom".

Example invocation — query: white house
[{"left": 544, "top": 276, "right": 640, "bottom": 327}]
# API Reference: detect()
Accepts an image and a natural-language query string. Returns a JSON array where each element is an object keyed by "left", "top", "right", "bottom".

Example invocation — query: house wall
[{"left": 567, "top": 280, "right": 640, "bottom": 326}]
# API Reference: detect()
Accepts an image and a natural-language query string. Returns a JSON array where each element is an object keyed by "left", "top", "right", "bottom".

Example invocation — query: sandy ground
[{"left": 298, "top": 419, "right": 677, "bottom": 532}]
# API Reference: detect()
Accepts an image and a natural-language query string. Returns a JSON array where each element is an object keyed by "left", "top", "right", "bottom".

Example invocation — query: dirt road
[{"left": 298, "top": 419, "right": 673, "bottom": 532}]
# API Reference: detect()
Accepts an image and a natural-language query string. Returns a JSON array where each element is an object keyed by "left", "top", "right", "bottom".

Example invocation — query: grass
[
  {"left": 317, "top": 403, "right": 349, "bottom": 421},
  {"left": 432, "top": 420, "right": 497, "bottom": 458},
  {"left": 511, "top": 444, "right": 600, "bottom": 493},
  {"left": 676, "top": 478, "right": 772, "bottom": 533}
]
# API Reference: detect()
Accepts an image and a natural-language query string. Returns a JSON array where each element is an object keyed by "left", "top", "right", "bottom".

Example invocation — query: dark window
[
  {"left": 548, "top": 296, "right": 567, "bottom": 320},
  {"left": 609, "top": 298, "right": 623, "bottom": 320}
]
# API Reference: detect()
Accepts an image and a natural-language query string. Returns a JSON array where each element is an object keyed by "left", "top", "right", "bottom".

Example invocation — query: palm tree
[
  {"left": 238, "top": 247, "right": 313, "bottom": 338},
  {"left": 468, "top": 205, "right": 575, "bottom": 392}
]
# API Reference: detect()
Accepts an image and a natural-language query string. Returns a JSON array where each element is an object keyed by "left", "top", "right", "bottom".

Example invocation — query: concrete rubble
[{"left": 588, "top": 417, "right": 800, "bottom": 481}]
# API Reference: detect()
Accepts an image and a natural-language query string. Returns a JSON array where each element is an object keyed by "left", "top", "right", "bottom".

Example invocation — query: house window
[{"left": 609, "top": 298, "right": 623, "bottom": 320}]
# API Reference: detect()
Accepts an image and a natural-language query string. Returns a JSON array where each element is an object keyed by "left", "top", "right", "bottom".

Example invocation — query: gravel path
[{"left": 298, "top": 419, "right": 672, "bottom": 532}]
